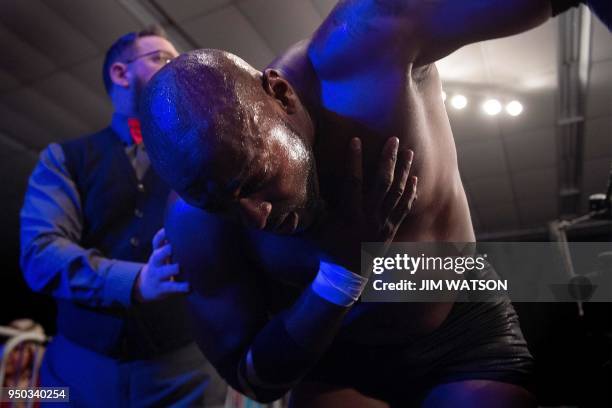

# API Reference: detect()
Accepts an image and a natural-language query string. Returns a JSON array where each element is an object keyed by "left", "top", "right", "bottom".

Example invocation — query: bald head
[
  {"left": 140, "top": 48, "right": 319, "bottom": 232},
  {"left": 140, "top": 49, "right": 267, "bottom": 206}
]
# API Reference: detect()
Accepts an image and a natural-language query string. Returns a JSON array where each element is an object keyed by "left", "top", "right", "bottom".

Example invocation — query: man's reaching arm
[
  {"left": 20, "top": 144, "right": 142, "bottom": 308},
  {"left": 20, "top": 144, "right": 188, "bottom": 308},
  {"left": 166, "top": 198, "right": 347, "bottom": 402}
]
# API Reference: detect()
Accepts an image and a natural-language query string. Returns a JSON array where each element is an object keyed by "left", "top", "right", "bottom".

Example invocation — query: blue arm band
[{"left": 311, "top": 260, "right": 368, "bottom": 306}]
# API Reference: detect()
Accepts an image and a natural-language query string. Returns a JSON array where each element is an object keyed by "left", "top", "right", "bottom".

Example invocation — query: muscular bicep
[
  {"left": 165, "top": 196, "right": 267, "bottom": 377},
  {"left": 310, "top": 0, "right": 552, "bottom": 72}
]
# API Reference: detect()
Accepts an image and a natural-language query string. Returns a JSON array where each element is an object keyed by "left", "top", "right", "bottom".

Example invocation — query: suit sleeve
[{"left": 20, "top": 143, "right": 143, "bottom": 308}]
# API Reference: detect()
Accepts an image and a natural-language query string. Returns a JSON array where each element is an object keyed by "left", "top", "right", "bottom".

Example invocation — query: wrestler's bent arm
[
  {"left": 167, "top": 139, "right": 417, "bottom": 402},
  {"left": 310, "top": 0, "right": 608, "bottom": 73},
  {"left": 166, "top": 200, "right": 347, "bottom": 402}
]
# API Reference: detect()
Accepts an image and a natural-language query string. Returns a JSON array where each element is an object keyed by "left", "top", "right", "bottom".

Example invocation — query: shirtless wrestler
[{"left": 139, "top": 1, "right": 610, "bottom": 406}]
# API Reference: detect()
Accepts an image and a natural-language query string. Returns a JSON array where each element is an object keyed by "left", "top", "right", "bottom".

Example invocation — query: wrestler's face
[
  {"left": 162, "top": 58, "right": 321, "bottom": 234},
  {"left": 234, "top": 120, "right": 321, "bottom": 234},
  {"left": 185, "top": 119, "right": 321, "bottom": 235}
]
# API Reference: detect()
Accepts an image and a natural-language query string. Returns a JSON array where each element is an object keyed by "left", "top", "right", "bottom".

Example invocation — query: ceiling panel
[
  {"left": 0, "top": 153, "right": 38, "bottom": 199},
  {"left": 447, "top": 105, "right": 501, "bottom": 143},
  {"left": 457, "top": 137, "right": 509, "bottom": 180},
  {"left": 443, "top": 90, "right": 556, "bottom": 144},
  {"left": 0, "top": 23, "right": 57, "bottom": 84},
  {"left": 33, "top": 73, "right": 111, "bottom": 132},
  {"left": 0, "top": 132, "right": 28, "bottom": 159},
  {"left": 584, "top": 116, "right": 612, "bottom": 160},
  {"left": 477, "top": 203, "right": 519, "bottom": 233},
  {"left": 310, "top": 0, "right": 337, "bottom": 18},
  {"left": 580, "top": 156, "right": 611, "bottom": 213},
  {"left": 582, "top": 157, "right": 612, "bottom": 199},
  {"left": 512, "top": 167, "right": 557, "bottom": 201},
  {"left": 0, "top": 68, "right": 19, "bottom": 93},
  {"left": 503, "top": 128, "right": 556, "bottom": 172},
  {"left": 155, "top": 0, "right": 232, "bottom": 23},
  {"left": 468, "top": 176, "right": 514, "bottom": 207},
  {"left": 0, "top": 103, "right": 48, "bottom": 150},
  {"left": 437, "top": 44, "right": 488, "bottom": 85},
  {"left": 586, "top": 61, "right": 612, "bottom": 119},
  {"left": 68, "top": 56, "right": 109, "bottom": 100},
  {"left": 182, "top": 5, "right": 275, "bottom": 70},
  {"left": 480, "top": 19, "right": 558, "bottom": 91},
  {"left": 591, "top": 17, "right": 612, "bottom": 63},
  {"left": 517, "top": 197, "right": 557, "bottom": 228},
  {"left": 0, "top": 88, "right": 89, "bottom": 144},
  {"left": 0, "top": 0, "right": 98, "bottom": 66},
  {"left": 238, "top": 0, "right": 322, "bottom": 55},
  {"left": 499, "top": 90, "right": 556, "bottom": 136},
  {"left": 48, "top": 0, "right": 141, "bottom": 50}
]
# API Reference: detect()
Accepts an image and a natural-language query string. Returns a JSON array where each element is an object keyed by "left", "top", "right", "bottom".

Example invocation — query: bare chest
[{"left": 316, "top": 65, "right": 468, "bottom": 238}]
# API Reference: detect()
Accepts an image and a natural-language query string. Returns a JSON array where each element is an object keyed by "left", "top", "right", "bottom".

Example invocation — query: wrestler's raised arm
[
  {"left": 309, "top": 0, "right": 609, "bottom": 72},
  {"left": 165, "top": 138, "right": 416, "bottom": 402}
]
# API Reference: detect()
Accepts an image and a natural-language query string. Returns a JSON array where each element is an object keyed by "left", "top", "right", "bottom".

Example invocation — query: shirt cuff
[{"left": 101, "top": 259, "right": 143, "bottom": 308}]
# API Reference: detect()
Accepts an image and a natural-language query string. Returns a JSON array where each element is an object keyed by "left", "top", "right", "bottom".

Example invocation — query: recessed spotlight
[
  {"left": 483, "top": 99, "right": 502, "bottom": 116},
  {"left": 506, "top": 100, "right": 523, "bottom": 116},
  {"left": 442, "top": 91, "right": 447, "bottom": 102},
  {"left": 451, "top": 94, "right": 467, "bottom": 110}
]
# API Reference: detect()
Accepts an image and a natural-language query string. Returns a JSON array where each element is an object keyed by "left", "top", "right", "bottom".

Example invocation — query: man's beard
[{"left": 132, "top": 76, "right": 147, "bottom": 114}]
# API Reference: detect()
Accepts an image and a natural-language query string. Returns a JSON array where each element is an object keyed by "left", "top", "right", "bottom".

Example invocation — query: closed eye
[{"left": 239, "top": 178, "right": 265, "bottom": 197}]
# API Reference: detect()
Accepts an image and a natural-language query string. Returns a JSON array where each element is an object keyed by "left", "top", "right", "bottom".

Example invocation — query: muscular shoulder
[{"left": 308, "top": 0, "right": 421, "bottom": 78}]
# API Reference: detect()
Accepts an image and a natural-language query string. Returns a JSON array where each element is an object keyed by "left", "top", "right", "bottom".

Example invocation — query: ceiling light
[
  {"left": 506, "top": 100, "right": 523, "bottom": 116},
  {"left": 451, "top": 94, "right": 467, "bottom": 110},
  {"left": 482, "top": 99, "right": 502, "bottom": 116}
]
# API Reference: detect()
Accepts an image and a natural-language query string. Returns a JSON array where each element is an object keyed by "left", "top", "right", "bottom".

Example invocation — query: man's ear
[
  {"left": 263, "top": 69, "right": 298, "bottom": 114},
  {"left": 109, "top": 62, "right": 130, "bottom": 89}
]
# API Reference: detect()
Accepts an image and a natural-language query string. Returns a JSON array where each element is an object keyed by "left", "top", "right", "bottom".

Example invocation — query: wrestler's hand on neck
[{"left": 310, "top": 136, "right": 417, "bottom": 275}]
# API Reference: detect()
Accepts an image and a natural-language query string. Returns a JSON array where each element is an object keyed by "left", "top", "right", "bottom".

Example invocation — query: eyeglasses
[{"left": 124, "top": 50, "right": 175, "bottom": 65}]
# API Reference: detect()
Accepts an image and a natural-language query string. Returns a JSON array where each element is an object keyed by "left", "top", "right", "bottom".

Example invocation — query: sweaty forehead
[
  {"left": 142, "top": 49, "right": 275, "bottom": 203},
  {"left": 187, "top": 136, "right": 264, "bottom": 210}
]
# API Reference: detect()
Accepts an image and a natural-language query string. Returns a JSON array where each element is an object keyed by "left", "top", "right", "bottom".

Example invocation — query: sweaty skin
[
  {"left": 164, "top": 49, "right": 460, "bottom": 343},
  {"left": 235, "top": 0, "right": 551, "bottom": 336},
  {"left": 147, "top": 0, "right": 561, "bottom": 405},
  {"left": 245, "top": 44, "right": 469, "bottom": 338}
]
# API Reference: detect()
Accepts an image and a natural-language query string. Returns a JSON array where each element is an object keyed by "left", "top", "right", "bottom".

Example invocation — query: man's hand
[
  {"left": 133, "top": 228, "right": 189, "bottom": 303},
  {"left": 316, "top": 136, "right": 417, "bottom": 273}
]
